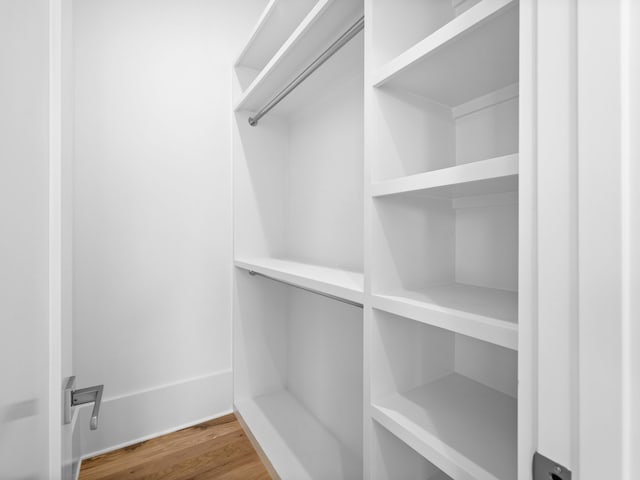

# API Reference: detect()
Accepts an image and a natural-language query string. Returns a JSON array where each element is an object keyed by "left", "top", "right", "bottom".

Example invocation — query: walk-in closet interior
[
  {"left": 233, "top": 0, "right": 523, "bottom": 478},
  {"left": 8, "top": 0, "right": 637, "bottom": 478}
]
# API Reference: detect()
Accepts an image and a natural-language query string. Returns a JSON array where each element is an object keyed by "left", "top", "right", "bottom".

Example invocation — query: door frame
[
  {"left": 576, "top": 0, "right": 638, "bottom": 478},
  {"left": 533, "top": 0, "right": 639, "bottom": 478},
  {"left": 48, "top": 0, "right": 66, "bottom": 477}
]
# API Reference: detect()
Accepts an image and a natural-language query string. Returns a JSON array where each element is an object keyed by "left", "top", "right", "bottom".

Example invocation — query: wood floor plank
[
  {"left": 79, "top": 414, "right": 271, "bottom": 480},
  {"left": 81, "top": 423, "right": 242, "bottom": 478},
  {"left": 81, "top": 418, "right": 242, "bottom": 477}
]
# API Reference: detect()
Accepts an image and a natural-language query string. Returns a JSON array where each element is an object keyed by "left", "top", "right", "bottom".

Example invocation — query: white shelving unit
[
  {"left": 232, "top": 0, "right": 365, "bottom": 478},
  {"left": 233, "top": 0, "right": 525, "bottom": 478},
  {"left": 367, "top": 0, "right": 521, "bottom": 478}
]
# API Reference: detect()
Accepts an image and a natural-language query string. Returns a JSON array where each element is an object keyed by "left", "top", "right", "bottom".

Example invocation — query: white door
[{"left": 0, "top": 0, "right": 74, "bottom": 478}]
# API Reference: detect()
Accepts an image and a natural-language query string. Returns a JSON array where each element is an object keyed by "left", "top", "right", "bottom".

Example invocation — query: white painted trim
[
  {"left": 98, "top": 369, "right": 231, "bottom": 404},
  {"left": 536, "top": 0, "right": 578, "bottom": 469},
  {"left": 621, "top": 1, "right": 631, "bottom": 476},
  {"left": 623, "top": 2, "right": 640, "bottom": 477},
  {"left": 70, "top": 407, "right": 81, "bottom": 480},
  {"left": 621, "top": 2, "right": 634, "bottom": 478},
  {"left": 577, "top": 0, "right": 627, "bottom": 477},
  {"left": 77, "top": 370, "right": 233, "bottom": 458},
  {"left": 49, "top": 0, "right": 63, "bottom": 477},
  {"left": 517, "top": 1, "right": 537, "bottom": 477}
]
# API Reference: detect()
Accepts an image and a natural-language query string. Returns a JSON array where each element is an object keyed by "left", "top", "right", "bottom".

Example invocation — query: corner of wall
[{"left": 77, "top": 370, "right": 232, "bottom": 458}]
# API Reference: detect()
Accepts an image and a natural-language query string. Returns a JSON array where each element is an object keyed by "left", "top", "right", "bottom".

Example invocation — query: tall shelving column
[
  {"left": 364, "top": 1, "right": 522, "bottom": 479},
  {"left": 232, "top": 0, "right": 366, "bottom": 479}
]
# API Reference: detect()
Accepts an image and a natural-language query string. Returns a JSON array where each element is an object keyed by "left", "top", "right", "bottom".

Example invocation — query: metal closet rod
[
  {"left": 248, "top": 270, "right": 363, "bottom": 308},
  {"left": 248, "top": 15, "right": 365, "bottom": 127}
]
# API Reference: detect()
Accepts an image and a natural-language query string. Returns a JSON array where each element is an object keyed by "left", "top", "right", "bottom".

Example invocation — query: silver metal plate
[
  {"left": 534, "top": 452, "right": 571, "bottom": 480},
  {"left": 63, "top": 375, "right": 76, "bottom": 425}
]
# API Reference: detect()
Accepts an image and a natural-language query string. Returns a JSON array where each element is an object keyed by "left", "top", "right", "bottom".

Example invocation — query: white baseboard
[{"left": 77, "top": 370, "right": 232, "bottom": 459}]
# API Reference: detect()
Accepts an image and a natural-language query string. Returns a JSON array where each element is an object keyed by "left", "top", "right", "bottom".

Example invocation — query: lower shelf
[
  {"left": 371, "top": 373, "right": 516, "bottom": 480},
  {"left": 372, "top": 283, "right": 518, "bottom": 350},
  {"left": 236, "top": 390, "right": 362, "bottom": 480}
]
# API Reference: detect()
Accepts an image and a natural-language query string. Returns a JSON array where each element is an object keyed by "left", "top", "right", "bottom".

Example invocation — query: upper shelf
[
  {"left": 234, "top": 0, "right": 363, "bottom": 113},
  {"left": 372, "top": 154, "right": 518, "bottom": 199},
  {"left": 372, "top": 0, "right": 518, "bottom": 107},
  {"left": 235, "top": 257, "right": 364, "bottom": 305},
  {"left": 234, "top": 0, "right": 318, "bottom": 73}
]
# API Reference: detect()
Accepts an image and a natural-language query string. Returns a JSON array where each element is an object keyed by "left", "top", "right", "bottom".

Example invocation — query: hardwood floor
[{"left": 79, "top": 414, "right": 271, "bottom": 480}]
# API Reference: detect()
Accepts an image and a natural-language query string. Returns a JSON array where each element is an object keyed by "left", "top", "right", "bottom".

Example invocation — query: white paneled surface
[
  {"left": 0, "top": 1, "right": 51, "bottom": 477},
  {"left": 225, "top": 0, "right": 634, "bottom": 478}
]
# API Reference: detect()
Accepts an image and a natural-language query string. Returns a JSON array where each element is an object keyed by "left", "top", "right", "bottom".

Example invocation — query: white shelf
[
  {"left": 372, "top": 0, "right": 518, "bottom": 106},
  {"left": 234, "top": 0, "right": 317, "bottom": 72},
  {"left": 234, "top": 0, "right": 362, "bottom": 113},
  {"left": 236, "top": 390, "right": 362, "bottom": 480},
  {"left": 235, "top": 257, "right": 364, "bottom": 304},
  {"left": 371, "top": 154, "right": 518, "bottom": 199},
  {"left": 372, "top": 373, "right": 517, "bottom": 480},
  {"left": 372, "top": 283, "right": 517, "bottom": 350}
]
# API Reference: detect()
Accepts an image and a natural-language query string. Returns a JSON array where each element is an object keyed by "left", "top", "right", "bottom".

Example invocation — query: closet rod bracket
[{"left": 248, "top": 15, "right": 364, "bottom": 127}]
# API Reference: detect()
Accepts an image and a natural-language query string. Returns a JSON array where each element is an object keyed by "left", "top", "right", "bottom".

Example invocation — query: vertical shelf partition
[
  {"left": 232, "top": 1, "right": 365, "bottom": 479},
  {"left": 366, "top": 0, "right": 520, "bottom": 479},
  {"left": 233, "top": 0, "right": 524, "bottom": 478}
]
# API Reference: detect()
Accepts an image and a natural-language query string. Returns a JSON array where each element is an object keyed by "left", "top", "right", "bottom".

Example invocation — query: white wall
[
  {"left": 0, "top": 0, "right": 51, "bottom": 477},
  {"left": 72, "top": 0, "right": 267, "bottom": 456}
]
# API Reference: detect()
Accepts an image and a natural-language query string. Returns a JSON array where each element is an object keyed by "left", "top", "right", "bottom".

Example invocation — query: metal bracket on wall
[
  {"left": 533, "top": 452, "right": 571, "bottom": 480},
  {"left": 63, "top": 375, "right": 104, "bottom": 430}
]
